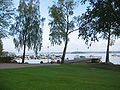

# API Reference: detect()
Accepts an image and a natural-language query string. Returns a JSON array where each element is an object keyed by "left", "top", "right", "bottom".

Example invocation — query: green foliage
[
  {"left": 0, "top": 0, "right": 14, "bottom": 39},
  {"left": 49, "top": 0, "right": 78, "bottom": 63},
  {"left": 0, "top": 0, "right": 14, "bottom": 56},
  {"left": 11, "top": 0, "right": 45, "bottom": 56},
  {"left": 77, "top": 0, "right": 120, "bottom": 62},
  {"left": 0, "top": 56, "right": 14, "bottom": 63},
  {"left": 49, "top": 0, "right": 76, "bottom": 46},
  {"left": 0, "top": 63, "right": 120, "bottom": 90},
  {"left": 79, "top": 0, "right": 120, "bottom": 40},
  {"left": 0, "top": 39, "right": 3, "bottom": 56}
]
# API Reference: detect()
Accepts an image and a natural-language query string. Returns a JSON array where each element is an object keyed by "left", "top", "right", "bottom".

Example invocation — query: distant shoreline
[
  {"left": 70, "top": 51, "right": 120, "bottom": 54},
  {"left": 3, "top": 51, "right": 120, "bottom": 55},
  {"left": 49, "top": 51, "right": 120, "bottom": 54}
]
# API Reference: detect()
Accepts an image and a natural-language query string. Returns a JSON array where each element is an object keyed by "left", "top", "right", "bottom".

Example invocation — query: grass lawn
[{"left": 0, "top": 63, "right": 120, "bottom": 90}]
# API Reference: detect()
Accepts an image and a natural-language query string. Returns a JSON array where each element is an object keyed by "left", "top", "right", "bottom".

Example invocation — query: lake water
[
  {"left": 65, "top": 53, "right": 120, "bottom": 65},
  {"left": 16, "top": 52, "right": 120, "bottom": 65}
]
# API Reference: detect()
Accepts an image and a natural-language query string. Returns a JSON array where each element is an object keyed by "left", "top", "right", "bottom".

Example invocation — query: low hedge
[{"left": 0, "top": 56, "right": 14, "bottom": 63}]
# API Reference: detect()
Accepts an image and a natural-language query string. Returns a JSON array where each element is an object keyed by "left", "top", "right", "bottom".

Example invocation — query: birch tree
[
  {"left": 49, "top": 0, "right": 79, "bottom": 63},
  {"left": 11, "top": 0, "right": 45, "bottom": 63}
]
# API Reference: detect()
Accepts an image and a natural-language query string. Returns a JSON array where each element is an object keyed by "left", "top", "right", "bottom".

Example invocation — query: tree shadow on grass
[{"left": 63, "top": 62, "right": 120, "bottom": 72}]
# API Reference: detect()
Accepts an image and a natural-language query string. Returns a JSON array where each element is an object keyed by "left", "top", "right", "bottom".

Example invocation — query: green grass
[{"left": 0, "top": 63, "right": 120, "bottom": 90}]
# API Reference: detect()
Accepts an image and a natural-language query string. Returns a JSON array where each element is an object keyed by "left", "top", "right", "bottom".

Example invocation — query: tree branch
[{"left": 68, "top": 28, "right": 79, "bottom": 35}]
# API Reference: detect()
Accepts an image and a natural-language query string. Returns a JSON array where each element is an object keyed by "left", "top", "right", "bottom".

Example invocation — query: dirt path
[{"left": 0, "top": 63, "right": 60, "bottom": 69}]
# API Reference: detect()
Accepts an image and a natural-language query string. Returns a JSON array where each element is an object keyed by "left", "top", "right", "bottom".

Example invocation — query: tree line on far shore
[{"left": 0, "top": 0, "right": 120, "bottom": 64}]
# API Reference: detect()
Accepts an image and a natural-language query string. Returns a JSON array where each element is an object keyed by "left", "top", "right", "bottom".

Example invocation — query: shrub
[
  {"left": 40, "top": 61, "right": 43, "bottom": 64},
  {"left": 57, "top": 60, "right": 60, "bottom": 64},
  {"left": 0, "top": 56, "right": 14, "bottom": 63},
  {"left": 50, "top": 61, "right": 54, "bottom": 64},
  {"left": 0, "top": 40, "right": 3, "bottom": 56},
  {"left": 25, "top": 62, "right": 28, "bottom": 64}
]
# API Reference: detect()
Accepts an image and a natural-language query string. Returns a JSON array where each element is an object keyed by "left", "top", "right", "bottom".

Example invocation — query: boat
[
  {"left": 111, "top": 54, "right": 120, "bottom": 57},
  {"left": 69, "top": 55, "right": 102, "bottom": 63}
]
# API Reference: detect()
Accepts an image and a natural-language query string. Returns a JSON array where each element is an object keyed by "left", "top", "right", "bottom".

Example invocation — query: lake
[
  {"left": 65, "top": 53, "right": 120, "bottom": 65},
  {"left": 16, "top": 52, "right": 120, "bottom": 65}
]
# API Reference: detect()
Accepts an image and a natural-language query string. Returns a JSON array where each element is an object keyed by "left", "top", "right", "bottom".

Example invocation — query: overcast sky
[{"left": 2, "top": 0, "right": 120, "bottom": 53}]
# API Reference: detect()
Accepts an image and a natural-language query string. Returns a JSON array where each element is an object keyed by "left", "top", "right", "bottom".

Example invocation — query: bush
[
  {"left": 0, "top": 40, "right": 3, "bottom": 56},
  {"left": 57, "top": 60, "right": 60, "bottom": 64},
  {"left": 25, "top": 62, "right": 28, "bottom": 64},
  {"left": 40, "top": 61, "right": 43, "bottom": 64},
  {"left": 50, "top": 61, "right": 54, "bottom": 64},
  {"left": 0, "top": 56, "right": 14, "bottom": 63}
]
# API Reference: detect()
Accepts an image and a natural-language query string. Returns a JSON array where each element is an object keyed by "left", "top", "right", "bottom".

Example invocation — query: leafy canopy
[
  {"left": 0, "top": 39, "right": 3, "bottom": 56},
  {"left": 49, "top": 0, "right": 77, "bottom": 45},
  {"left": 80, "top": 0, "right": 120, "bottom": 37},
  {"left": 77, "top": 0, "right": 120, "bottom": 45},
  {"left": 11, "top": 0, "right": 45, "bottom": 55},
  {"left": 0, "top": 0, "right": 14, "bottom": 39}
]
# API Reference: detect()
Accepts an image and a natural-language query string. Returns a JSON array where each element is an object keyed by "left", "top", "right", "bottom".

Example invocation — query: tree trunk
[
  {"left": 105, "top": 31, "right": 111, "bottom": 63},
  {"left": 22, "top": 35, "right": 26, "bottom": 64},
  {"left": 61, "top": 6, "right": 69, "bottom": 64},
  {"left": 61, "top": 36, "right": 68, "bottom": 64},
  {"left": 22, "top": 43, "right": 26, "bottom": 63}
]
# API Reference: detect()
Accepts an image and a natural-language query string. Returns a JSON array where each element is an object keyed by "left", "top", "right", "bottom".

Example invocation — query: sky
[{"left": 2, "top": 0, "right": 120, "bottom": 54}]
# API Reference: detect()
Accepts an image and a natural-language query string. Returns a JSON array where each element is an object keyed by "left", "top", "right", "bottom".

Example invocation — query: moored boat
[
  {"left": 111, "top": 54, "right": 120, "bottom": 57},
  {"left": 71, "top": 55, "right": 102, "bottom": 63}
]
